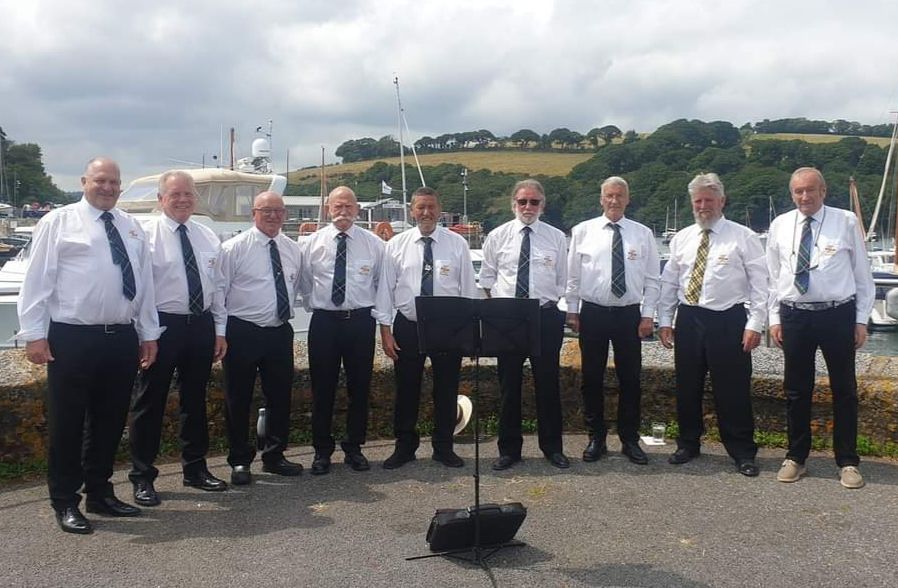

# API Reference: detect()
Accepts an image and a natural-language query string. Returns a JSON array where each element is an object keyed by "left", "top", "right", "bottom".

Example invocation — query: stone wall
[{"left": 2, "top": 339, "right": 897, "bottom": 463}]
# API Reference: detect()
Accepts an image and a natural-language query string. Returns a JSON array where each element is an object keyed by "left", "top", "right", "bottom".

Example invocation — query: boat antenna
[
  {"left": 868, "top": 111, "right": 898, "bottom": 241},
  {"left": 318, "top": 146, "right": 327, "bottom": 226},
  {"left": 394, "top": 75, "right": 408, "bottom": 227}
]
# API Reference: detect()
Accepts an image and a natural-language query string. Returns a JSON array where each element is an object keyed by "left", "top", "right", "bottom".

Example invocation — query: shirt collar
[
  {"left": 249, "top": 225, "right": 281, "bottom": 244},
  {"left": 81, "top": 197, "right": 114, "bottom": 221},
  {"left": 161, "top": 213, "right": 186, "bottom": 233},
  {"left": 413, "top": 226, "right": 440, "bottom": 243},
  {"left": 599, "top": 214, "right": 626, "bottom": 229},
  {"left": 512, "top": 218, "right": 540, "bottom": 234}
]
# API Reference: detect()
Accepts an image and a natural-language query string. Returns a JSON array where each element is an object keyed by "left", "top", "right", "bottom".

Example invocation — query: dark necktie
[
  {"left": 420, "top": 236, "right": 434, "bottom": 296},
  {"left": 332, "top": 232, "right": 348, "bottom": 305},
  {"left": 100, "top": 211, "right": 136, "bottom": 301},
  {"left": 177, "top": 224, "right": 204, "bottom": 315},
  {"left": 685, "top": 229, "right": 710, "bottom": 305},
  {"left": 515, "top": 226, "right": 531, "bottom": 299},
  {"left": 269, "top": 239, "right": 291, "bottom": 322},
  {"left": 610, "top": 223, "right": 626, "bottom": 298},
  {"left": 795, "top": 216, "right": 813, "bottom": 294}
]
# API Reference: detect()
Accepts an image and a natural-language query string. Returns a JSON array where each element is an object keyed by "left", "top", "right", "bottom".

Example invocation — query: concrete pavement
[{"left": 2, "top": 434, "right": 897, "bottom": 587}]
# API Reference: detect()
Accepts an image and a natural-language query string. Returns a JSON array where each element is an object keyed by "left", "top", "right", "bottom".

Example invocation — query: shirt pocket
[
  {"left": 530, "top": 247, "right": 556, "bottom": 274},
  {"left": 816, "top": 237, "right": 841, "bottom": 269},
  {"left": 434, "top": 259, "right": 454, "bottom": 284},
  {"left": 197, "top": 252, "right": 218, "bottom": 280},
  {"left": 351, "top": 258, "right": 374, "bottom": 285}
]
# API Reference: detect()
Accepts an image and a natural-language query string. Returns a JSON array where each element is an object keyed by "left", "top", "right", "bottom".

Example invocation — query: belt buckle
[
  {"left": 337, "top": 309, "right": 352, "bottom": 320},
  {"left": 103, "top": 324, "right": 116, "bottom": 334}
]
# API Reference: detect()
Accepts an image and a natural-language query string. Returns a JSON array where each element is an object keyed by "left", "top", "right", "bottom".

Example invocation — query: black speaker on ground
[{"left": 426, "top": 503, "right": 527, "bottom": 552}]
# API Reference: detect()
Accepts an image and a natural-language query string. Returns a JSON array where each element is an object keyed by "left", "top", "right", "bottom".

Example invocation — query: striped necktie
[
  {"left": 269, "top": 239, "right": 291, "bottom": 322},
  {"left": 794, "top": 216, "right": 813, "bottom": 294},
  {"left": 420, "top": 236, "right": 434, "bottom": 296},
  {"left": 100, "top": 211, "right": 136, "bottom": 301},
  {"left": 610, "top": 223, "right": 626, "bottom": 298},
  {"left": 177, "top": 224, "right": 204, "bottom": 315},
  {"left": 684, "top": 229, "right": 710, "bottom": 305},
  {"left": 332, "top": 232, "right": 348, "bottom": 305},
  {"left": 515, "top": 226, "right": 531, "bottom": 299}
]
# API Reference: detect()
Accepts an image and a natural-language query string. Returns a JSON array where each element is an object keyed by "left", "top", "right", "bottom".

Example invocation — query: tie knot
[
  {"left": 421, "top": 236, "right": 433, "bottom": 245},
  {"left": 269, "top": 239, "right": 277, "bottom": 249},
  {"left": 522, "top": 226, "right": 532, "bottom": 234},
  {"left": 101, "top": 211, "right": 113, "bottom": 222},
  {"left": 611, "top": 223, "right": 621, "bottom": 232},
  {"left": 177, "top": 224, "right": 187, "bottom": 234},
  {"left": 804, "top": 216, "right": 813, "bottom": 226},
  {"left": 336, "top": 232, "right": 347, "bottom": 241}
]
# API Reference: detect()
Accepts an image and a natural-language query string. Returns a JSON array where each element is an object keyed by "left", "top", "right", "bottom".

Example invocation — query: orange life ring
[{"left": 374, "top": 222, "right": 395, "bottom": 241}]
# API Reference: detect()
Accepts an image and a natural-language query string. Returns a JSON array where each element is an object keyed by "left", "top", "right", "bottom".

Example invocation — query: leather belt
[
  {"left": 53, "top": 321, "right": 134, "bottom": 334},
  {"left": 314, "top": 307, "right": 373, "bottom": 320},
  {"left": 159, "top": 310, "right": 211, "bottom": 325},
  {"left": 780, "top": 296, "right": 855, "bottom": 312},
  {"left": 582, "top": 301, "right": 640, "bottom": 311},
  {"left": 541, "top": 301, "right": 559, "bottom": 310}
]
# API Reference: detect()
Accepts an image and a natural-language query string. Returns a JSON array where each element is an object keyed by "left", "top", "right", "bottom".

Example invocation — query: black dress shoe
[
  {"left": 383, "top": 450, "right": 416, "bottom": 470},
  {"left": 491, "top": 455, "right": 520, "bottom": 471},
  {"left": 621, "top": 441, "right": 649, "bottom": 465},
  {"left": 84, "top": 495, "right": 141, "bottom": 517},
  {"left": 668, "top": 447, "right": 700, "bottom": 465},
  {"left": 262, "top": 457, "right": 303, "bottom": 476},
  {"left": 231, "top": 465, "right": 252, "bottom": 486},
  {"left": 432, "top": 451, "right": 465, "bottom": 468},
  {"left": 546, "top": 452, "right": 571, "bottom": 469},
  {"left": 344, "top": 453, "right": 370, "bottom": 472},
  {"left": 582, "top": 439, "right": 608, "bottom": 462},
  {"left": 55, "top": 506, "right": 93, "bottom": 534},
  {"left": 311, "top": 455, "right": 331, "bottom": 475},
  {"left": 737, "top": 459, "right": 760, "bottom": 477},
  {"left": 183, "top": 471, "right": 228, "bottom": 492},
  {"left": 132, "top": 480, "right": 160, "bottom": 506}
]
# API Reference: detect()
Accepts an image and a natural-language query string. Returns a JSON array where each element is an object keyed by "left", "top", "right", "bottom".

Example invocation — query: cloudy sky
[{"left": 2, "top": 0, "right": 898, "bottom": 191}]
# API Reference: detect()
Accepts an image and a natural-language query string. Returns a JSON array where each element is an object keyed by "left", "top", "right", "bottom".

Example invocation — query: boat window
[
  {"left": 235, "top": 185, "right": 256, "bottom": 217},
  {"left": 118, "top": 183, "right": 156, "bottom": 203}
]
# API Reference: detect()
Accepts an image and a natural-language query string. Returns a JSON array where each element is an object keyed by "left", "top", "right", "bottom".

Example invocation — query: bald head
[
  {"left": 81, "top": 157, "right": 122, "bottom": 211},
  {"left": 327, "top": 186, "right": 359, "bottom": 231},
  {"left": 252, "top": 191, "right": 287, "bottom": 237}
]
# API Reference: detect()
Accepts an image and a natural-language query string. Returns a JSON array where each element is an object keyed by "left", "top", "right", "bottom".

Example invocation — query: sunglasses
[{"left": 515, "top": 199, "right": 543, "bottom": 207}]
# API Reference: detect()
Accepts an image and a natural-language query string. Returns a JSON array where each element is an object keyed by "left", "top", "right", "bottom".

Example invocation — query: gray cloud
[{"left": 2, "top": 0, "right": 897, "bottom": 190}]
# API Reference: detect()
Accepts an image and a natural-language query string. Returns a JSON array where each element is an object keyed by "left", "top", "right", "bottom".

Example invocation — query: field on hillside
[
  {"left": 752, "top": 133, "right": 891, "bottom": 147},
  {"left": 288, "top": 151, "right": 594, "bottom": 184}
]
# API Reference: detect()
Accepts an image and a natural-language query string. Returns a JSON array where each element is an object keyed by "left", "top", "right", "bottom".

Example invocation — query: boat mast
[
  {"left": 868, "top": 112, "right": 898, "bottom": 241},
  {"left": 318, "top": 146, "right": 327, "bottom": 226},
  {"left": 394, "top": 76, "right": 408, "bottom": 227},
  {"left": 849, "top": 177, "right": 867, "bottom": 240}
]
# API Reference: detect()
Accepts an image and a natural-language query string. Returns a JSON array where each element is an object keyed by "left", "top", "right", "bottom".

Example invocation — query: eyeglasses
[
  {"left": 515, "top": 199, "right": 543, "bottom": 207},
  {"left": 253, "top": 208, "right": 287, "bottom": 216}
]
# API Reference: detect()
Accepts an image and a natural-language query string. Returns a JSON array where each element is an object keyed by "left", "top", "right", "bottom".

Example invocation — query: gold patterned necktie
[{"left": 684, "top": 229, "right": 710, "bottom": 305}]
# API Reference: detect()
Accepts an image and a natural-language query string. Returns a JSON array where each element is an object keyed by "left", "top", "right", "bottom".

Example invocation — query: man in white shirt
[
  {"left": 566, "top": 176, "right": 660, "bottom": 465},
  {"left": 299, "top": 186, "right": 384, "bottom": 475},
  {"left": 375, "top": 187, "right": 478, "bottom": 469},
  {"left": 18, "top": 157, "right": 162, "bottom": 534},
  {"left": 128, "top": 171, "right": 229, "bottom": 507},
  {"left": 220, "top": 191, "right": 304, "bottom": 485},
  {"left": 658, "top": 173, "right": 766, "bottom": 477},
  {"left": 767, "top": 167, "right": 874, "bottom": 489},
  {"left": 480, "top": 179, "right": 570, "bottom": 470}
]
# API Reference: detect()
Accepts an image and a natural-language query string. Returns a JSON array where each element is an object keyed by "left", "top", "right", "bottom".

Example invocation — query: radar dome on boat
[{"left": 251, "top": 138, "right": 271, "bottom": 158}]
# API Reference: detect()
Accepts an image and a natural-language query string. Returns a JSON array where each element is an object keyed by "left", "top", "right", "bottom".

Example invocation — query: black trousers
[
  {"left": 308, "top": 309, "right": 375, "bottom": 457},
  {"left": 496, "top": 306, "right": 565, "bottom": 457},
  {"left": 673, "top": 304, "right": 757, "bottom": 461},
  {"left": 578, "top": 302, "right": 642, "bottom": 444},
  {"left": 129, "top": 311, "right": 215, "bottom": 483},
  {"left": 392, "top": 312, "right": 459, "bottom": 455},
  {"left": 45, "top": 321, "right": 139, "bottom": 510},
  {"left": 781, "top": 301, "right": 859, "bottom": 466},
  {"left": 222, "top": 317, "right": 294, "bottom": 467}
]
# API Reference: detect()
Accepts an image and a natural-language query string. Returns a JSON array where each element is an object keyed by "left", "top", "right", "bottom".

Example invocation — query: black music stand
[{"left": 407, "top": 296, "right": 540, "bottom": 566}]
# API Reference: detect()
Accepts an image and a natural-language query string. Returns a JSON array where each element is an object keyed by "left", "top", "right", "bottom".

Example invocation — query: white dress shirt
[
  {"left": 220, "top": 227, "right": 303, "bottom": 328},
  {"left": 17, "top": 197, "right": 162, "bottom": 342},
  {"left": 144, "top": 214, "right": 227, "bottom": 336},
  {"left": 565, "top": 214, "right": 660, "bottom": 318},
  {"left": 479, "top": 218, "right": 567, "bottom": 305},
  {"left": 299, "top": 223, "right": 384, "bottom": 312},
  {"left": 766, "top": 205, "right": 874, "bottom": 326},
  {"left": 374, "top": 226, "right": 478, "bottom": 324},
  {"left": 658, "top": 216, "right": 768, "bottom": 332}
]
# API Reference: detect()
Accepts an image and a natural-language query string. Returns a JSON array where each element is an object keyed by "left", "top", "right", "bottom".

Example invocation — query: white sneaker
[
  {"left": 839, "top": 466, "right": 865, "bottom": 489},
  {"left": 776, "top": 459, "right": 806, "bottom": 483}
]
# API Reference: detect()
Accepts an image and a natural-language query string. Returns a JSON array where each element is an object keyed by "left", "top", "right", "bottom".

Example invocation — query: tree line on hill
[
  {"left": 317, "top": 118, "right": 894, "bottom": 235},
  {"left": 0, "top": 127, "right": 66, "bottom": 208}
]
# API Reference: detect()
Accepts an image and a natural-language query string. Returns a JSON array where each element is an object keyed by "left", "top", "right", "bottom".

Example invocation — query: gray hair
[
  {"left": 511, "top": 179, "right": 545, "bottom": 199},
  {"left": 158, "top": 170, "right": 197, "bottom": 195},
  {"left": 687, "top": 172, "right": 725, "bottom": 199},
  {"left": 790, "top": 167, "right": 826, "bottom": 190},
  {"left": 601, "top": 176, "right": 629, "bottom": 195}
]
